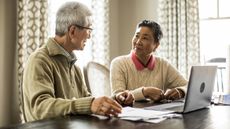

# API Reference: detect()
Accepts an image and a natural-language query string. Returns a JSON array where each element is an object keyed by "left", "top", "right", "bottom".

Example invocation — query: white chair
[
  {"left": 19, "top": 73, "right": 27, "bottom": 123},
  {"left": 83, "top": 61, "right": 111, "bottom": 96},
  {"left": 206, "top": 57, "right": 226, "bottom": 93}
]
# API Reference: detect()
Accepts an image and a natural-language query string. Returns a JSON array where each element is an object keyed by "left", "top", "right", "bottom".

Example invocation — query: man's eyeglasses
[{"left": 73, "top": 24, "right": 93, "bottom": 31}]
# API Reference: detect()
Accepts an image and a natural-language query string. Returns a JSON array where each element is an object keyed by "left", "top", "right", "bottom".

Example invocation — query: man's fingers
[
  {"left": 99, "top": 102, "right": 121, "bottom": 117},
  {"left": 106, "top": 97, "right": 122, "bottom": 109},
  {"left": 92, "top": 96, "right": 122, "bottom": 117},
  {"left": 105, "top": 101, "right": 122, "bottom": 113}
]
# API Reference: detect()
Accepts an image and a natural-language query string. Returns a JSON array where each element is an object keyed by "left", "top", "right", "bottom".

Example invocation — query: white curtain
[
  {"left": 158, "top": 0, "right": 200, "bottom": 77},
  {"left": 18, "top": 0, "right": 48, "bottom": 80}
]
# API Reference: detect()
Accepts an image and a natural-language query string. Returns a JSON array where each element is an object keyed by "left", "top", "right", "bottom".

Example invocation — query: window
[
  {"left": 199, "top": 0, "right": 230, "bottom": 93},
  {"left": 199, "top": 0, "right": 230, "bottom": 62}
]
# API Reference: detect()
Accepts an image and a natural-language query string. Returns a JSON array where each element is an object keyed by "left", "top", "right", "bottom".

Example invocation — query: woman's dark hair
[{"left": 137, "top": 20, "right": 163, "bottom": 43}]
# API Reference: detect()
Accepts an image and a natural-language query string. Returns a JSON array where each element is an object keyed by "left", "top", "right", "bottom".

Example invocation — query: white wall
[
  {"left": 0, "top": 0, "right": 20, "bottom": 127},
  {"left": 109, "top": 0, "right": 159, "bottom": 62}
]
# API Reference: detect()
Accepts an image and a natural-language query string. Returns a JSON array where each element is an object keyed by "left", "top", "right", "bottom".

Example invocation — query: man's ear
[{"left": 68, "top": 25, "right": 76, "bottom": 38}]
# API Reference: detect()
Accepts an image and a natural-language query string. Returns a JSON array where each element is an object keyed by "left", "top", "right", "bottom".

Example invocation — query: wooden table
[{"left": 1, "top": 103, "right": 230, "bottom": 129}]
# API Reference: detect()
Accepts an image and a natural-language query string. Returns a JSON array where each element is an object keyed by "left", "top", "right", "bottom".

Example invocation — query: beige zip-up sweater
[
  {"left": 110, "top": 54, "right": 188, "bottom": 101},
  {"left": 23, "top": 38, "right": 94, "bottom": 121}
]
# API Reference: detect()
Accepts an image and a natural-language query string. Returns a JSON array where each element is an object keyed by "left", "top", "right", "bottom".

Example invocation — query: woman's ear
[{"left": 153, "top": 42, "right": 160, "bottom": 52}]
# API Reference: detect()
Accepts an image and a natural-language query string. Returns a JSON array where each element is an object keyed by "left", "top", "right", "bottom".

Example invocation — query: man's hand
[
  {"left": 142, "top": 87, "right": 164, "bottom": 102},
  {"left": 91, "top": 96, "right": 122, "bottom": 117},
  {"left": 115, "top": 90, "right": 134, "bottom": 106}
]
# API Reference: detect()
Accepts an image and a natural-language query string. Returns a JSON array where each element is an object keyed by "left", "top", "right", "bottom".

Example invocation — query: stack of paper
[{"left": 118, "top": 107, "right": 182, "bottom": 123}]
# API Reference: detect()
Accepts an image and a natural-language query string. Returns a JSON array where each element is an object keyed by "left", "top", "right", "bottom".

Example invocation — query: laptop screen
[
  {"left": 144, "top": 66, "right": 217, "bottom": 113},
  {"left": 183, "top": 66, "right": 217, "bottom": 113}
]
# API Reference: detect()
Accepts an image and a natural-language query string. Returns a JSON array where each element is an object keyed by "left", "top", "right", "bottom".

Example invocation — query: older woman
[{"left": 110, "top": 20, "right": 188, "bottom": 103}]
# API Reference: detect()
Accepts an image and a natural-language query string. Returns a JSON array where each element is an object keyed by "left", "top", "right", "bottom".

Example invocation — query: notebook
[{"left": 144, "top": 66, "right": 217, "bottom": 113}]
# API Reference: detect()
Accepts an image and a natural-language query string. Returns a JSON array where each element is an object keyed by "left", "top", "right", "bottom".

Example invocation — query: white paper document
[{"left": 118, "top": 107, "right": 181, "bottom": 123}]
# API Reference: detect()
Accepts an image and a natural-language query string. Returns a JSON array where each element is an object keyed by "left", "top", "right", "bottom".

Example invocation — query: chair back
[
  {"left": 19, "top": 73, "right": 27, "bottom": 122},
  {"left": 83, "top": 61, "right": 111, "bottom": 96},
  {"left": 206, "top": 57, "right": 226, "bottom": 93}
]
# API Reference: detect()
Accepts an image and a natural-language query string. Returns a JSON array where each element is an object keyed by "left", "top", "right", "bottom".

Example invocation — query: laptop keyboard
[{"left": 144, "top": 101, "right": 184, "bottom": 111}]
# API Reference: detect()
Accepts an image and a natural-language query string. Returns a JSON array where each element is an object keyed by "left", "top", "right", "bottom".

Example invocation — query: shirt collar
[
  {"left": 131, "top": 51, "right": 155, "bottom": 71},
  {"left": 47, "top": 38, "right": 77, "bottom": 64}
]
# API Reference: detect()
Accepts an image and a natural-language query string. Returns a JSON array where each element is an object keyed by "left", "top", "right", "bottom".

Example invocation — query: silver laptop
[{"left": 144, "top": 66, "right": 217, "bottom": 113}]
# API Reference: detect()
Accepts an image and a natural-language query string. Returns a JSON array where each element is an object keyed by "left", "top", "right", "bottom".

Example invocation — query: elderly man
[{"left": 23, "top": 1, "right": 134, "bottom": 122}]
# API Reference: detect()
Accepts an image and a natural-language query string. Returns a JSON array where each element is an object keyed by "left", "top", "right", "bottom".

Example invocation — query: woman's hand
[
  {"left": 115, "top": 90, "right": 135, "bottom": 106},
  {"left": 164, "top": 88, "right": 185, "bottom": 100},
  {"left": 142, "top": 87, "right": 164, "bottom": 102}
]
